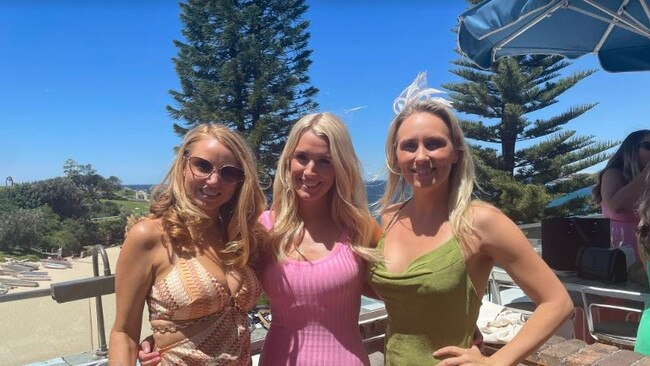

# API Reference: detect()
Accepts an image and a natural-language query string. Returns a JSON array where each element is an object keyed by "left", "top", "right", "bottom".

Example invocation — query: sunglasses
[
  {"left": 639, "top": 141, "right": 650, "bottom": 151},
  {"left": 186, "top": 156, "right": 244, "bottom": 184}
]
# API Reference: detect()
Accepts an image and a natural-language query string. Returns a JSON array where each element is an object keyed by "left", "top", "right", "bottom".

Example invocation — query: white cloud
[{"left": 343, "top": 105, "right": 367, "bottom": 114}]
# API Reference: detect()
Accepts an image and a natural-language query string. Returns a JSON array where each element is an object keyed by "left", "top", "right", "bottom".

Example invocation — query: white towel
[{"left": 478, "top": 300, "right": 526, "bottom": 344}]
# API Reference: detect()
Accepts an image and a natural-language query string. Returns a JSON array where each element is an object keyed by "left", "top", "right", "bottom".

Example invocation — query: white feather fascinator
[{"left": 392, "top": 72, "right": 453, "bottom": 114}]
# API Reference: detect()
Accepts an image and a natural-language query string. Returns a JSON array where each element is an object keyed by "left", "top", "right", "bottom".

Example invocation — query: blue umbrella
[{"left": 458, "top": 0, "right": 650, "bottom": 72}]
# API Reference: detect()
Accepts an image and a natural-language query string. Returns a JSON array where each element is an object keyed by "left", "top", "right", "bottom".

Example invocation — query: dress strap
[{"left": 383, "top": 199, "right": 411, "bottom": 235}]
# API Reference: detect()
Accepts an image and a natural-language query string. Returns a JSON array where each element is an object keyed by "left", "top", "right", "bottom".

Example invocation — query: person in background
[
  {"left": 593, "top": 129, "right": 650, "bottom": 263},
  {"left": 635, "top": 169, "right": 650, "bottom": 354},
  {"left": 108, "top": 124, "right": 267, "bottom": 365},
  {"left": 368, "top": 73, "right": 573, "bottom": 366}
]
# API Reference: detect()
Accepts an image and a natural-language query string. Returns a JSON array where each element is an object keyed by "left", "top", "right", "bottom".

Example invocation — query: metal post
[{"left": 92, "top": 244, "right": 112, "bottom": 357}]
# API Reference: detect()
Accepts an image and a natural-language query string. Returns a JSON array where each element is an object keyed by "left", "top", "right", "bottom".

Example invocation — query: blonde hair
[
  {"left": 145, "top": 124, "right": 267, "bottom": 269},
  {"left": 378, "top": 100, "right": 477, "bottom": 249},
  {"left": 269, "top": 113, "right": 380, "bottom": 262}
]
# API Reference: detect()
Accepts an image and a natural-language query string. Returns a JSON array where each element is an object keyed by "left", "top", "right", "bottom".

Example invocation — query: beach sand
[
  {"left": 4, "top": 246, "right": 120, "bottom": 294},
  {"left": 0, "top": 246, "right": 151, "bottom": 366}
]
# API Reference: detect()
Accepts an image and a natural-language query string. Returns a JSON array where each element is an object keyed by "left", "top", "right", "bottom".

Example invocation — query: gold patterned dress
[{"left": 147, "top": 256, "right": 261, "bottom": 365}]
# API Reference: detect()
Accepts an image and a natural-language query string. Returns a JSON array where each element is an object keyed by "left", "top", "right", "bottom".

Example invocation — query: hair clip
[{"left": 392, "top": 72, "right": 452, "bottom": 114}]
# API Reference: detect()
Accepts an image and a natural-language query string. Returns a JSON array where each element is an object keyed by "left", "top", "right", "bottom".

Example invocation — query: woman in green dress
[{"left": 368, "top": 73, "right": 573, "bottom": 366}]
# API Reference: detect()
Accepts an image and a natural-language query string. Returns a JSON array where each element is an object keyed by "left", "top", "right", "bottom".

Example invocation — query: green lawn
[
  {"left": 103, "top": 199, "right": 150, "bottom": 215},
  {"left": 0, "top": 248, "right": 41, "bottom": 262}
]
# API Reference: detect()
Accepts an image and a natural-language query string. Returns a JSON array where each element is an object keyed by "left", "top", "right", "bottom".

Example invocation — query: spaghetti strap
[{"left": 383, "top": 199, "right": 410, "bottom": 235}]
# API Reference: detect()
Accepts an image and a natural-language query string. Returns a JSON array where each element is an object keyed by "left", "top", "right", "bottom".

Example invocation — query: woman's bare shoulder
[
  {"left": 467, "top": 201, "right": 518, "bottom": 245},
  {"left": 469, "top": 200, "right": 502, "bottom": 223},
  {"left": 602, "top": 167, "right": 624, "bottom": 181},
  {"left": 124, "top": 217, "right": 165, "bottom": 252}
]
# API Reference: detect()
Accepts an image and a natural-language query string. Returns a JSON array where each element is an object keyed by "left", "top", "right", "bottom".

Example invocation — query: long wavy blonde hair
[
  {"left": 269, "top": 113, "right": 380, "bottom": 262},
  {"left": 145, "top": 124, "right": 267, "bottom": 269},
  {"left": 378, "top": 100, "right": 478, "bottom": 249}
]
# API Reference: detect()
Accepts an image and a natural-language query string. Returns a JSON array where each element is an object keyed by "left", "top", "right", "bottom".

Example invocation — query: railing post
[{"left": 92, "top": 244, "right": 112, "bottom": 357}]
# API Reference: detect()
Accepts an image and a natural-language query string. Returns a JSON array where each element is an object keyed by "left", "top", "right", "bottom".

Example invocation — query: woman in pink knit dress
[{"left": 257, "top": 112, "right": 380, "bottom": 366}]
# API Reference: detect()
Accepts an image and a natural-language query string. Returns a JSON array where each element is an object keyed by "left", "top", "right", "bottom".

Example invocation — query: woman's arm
[
  {"left": 602, "top": 165, "right": 649, "bottom": 213},
  {"left": 108, "top": 220, "right": 161, "bottom": 365},
  {"left": 477, "top": 206, "right": 572, "bottom": 366},
  {"left": 436, "top": 205, "right": 572, "bottom": 366}
]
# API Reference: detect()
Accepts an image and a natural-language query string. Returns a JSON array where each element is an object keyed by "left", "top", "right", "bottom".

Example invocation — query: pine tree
[
  {"left": 444, "top": 55, "right": 616, "bottom": 222},
  {"left": 168, "top": 0, "right": 318, "bottom": 176}
]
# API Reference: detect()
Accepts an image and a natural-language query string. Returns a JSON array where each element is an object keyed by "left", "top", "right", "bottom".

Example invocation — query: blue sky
[{"left": 1, "top": 1, "right": 649, "bottom": 185}]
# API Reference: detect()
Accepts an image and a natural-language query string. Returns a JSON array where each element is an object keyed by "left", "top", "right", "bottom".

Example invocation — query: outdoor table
[
  {"left": 558, "top": 274, "right": 650, "bottom": 305},
  {"left": 491, "top": 267, "right": 650, "bottom": 304},
  {"left": 490, "top": 266, "right": 650, "bottom": 346}
]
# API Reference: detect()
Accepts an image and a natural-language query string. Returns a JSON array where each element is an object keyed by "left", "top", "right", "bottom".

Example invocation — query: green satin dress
[
  {"left": 634, "top": 264, "right": 650, "bottom": 355},
  {"left": 369, "top": 236, "right": 481, "bottom": 365}
]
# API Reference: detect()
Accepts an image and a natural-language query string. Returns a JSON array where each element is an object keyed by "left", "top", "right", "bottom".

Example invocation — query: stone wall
[{"left": 485, "top": 336, "right": 650, "bottom": 366}]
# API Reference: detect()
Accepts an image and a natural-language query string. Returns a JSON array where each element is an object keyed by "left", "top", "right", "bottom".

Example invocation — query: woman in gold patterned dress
[{"left": 108, "top": 124, "right": 267, "bottom": 365}]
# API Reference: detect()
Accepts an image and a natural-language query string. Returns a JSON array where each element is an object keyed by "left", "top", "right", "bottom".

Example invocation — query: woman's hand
[
  {"left": 433, "top": 345, "right": 491, "bottom": 366},
  {"left": 138, "top": 336, "right": 161, "bottom": 366}
]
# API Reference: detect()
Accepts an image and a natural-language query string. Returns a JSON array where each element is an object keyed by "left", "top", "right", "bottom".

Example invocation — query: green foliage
[
  {"left": 544, "top": 173, "right": 599, "bottom": 217},
  {"left": 168, "top": 0, "right": 319, "bottom": 176},
  {"left": 256, "top": 292, "right": 270, "bottom": 306},
  {"left": 446, "top": 54, "right": 616, "bottom": 221},
  {"left": 120, "top": 187, "right": 135, "bottom": 197},
  {"left": 64, "top": 159, "right": 122, "bottom": 201},
  {"left": 0, "top": 250, "right": 40, "bottom": 262},
  {"left": 0, "top": 206, "right": 60, "bottom": 251},
  {"left": 42, "top": 218, "right": 105, "bottom": 254},
  {"left": 0, "top": 160, "right": 131, "bottom": 253},
  {"left": 23, "top": 177, "right": 87, "bottom": 218},
  {"left": 96, "top": 215, "right": 128, "bottom": 247}
]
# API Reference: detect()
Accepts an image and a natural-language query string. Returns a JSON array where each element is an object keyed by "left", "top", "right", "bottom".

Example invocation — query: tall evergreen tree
[
  {"left": 445, "top": 43, "right": 615, "bottom": 222},
  {"left": 168, "top": 0, "right": 318, "bottom": 176}
]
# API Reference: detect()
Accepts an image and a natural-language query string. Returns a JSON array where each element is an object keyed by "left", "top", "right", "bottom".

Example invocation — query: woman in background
[{"left": 593, "top": 129, "right": 650, "bottom": 261}]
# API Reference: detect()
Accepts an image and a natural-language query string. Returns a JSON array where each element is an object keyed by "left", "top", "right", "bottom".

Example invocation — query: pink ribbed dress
[
  {"left": 258, "top": 211, "right": 370, "bottom": 366},
  {"left": 602, "top": 199, "right": 640, "bottom": 261}
]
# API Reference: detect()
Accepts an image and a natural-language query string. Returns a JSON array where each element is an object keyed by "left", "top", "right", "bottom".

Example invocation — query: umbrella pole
[{"left": 492, "top": 1, "right": 567, "bottom": 62}]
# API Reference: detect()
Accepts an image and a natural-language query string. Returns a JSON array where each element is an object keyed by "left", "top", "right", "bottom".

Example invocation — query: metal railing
[{"left": 0, "top": 244, "right": 114, "bottom": 357}]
